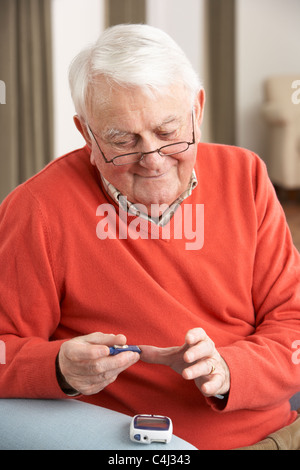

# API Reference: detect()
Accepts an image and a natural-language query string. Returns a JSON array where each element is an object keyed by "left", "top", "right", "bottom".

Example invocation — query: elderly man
[{"left": 0, "top": 24, "right": 300, "bottom": 450}]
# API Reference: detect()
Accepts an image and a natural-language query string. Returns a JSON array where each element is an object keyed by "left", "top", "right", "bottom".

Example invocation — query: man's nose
[{"left": 138, "top": 149, "right": 164, "bottom": 169}]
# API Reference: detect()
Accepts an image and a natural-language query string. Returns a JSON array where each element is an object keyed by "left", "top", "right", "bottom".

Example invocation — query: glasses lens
[
  {"left": 113, "top": 153, "right": 142, "bottom": 166},
  {"left": 159, "top": 142, "right": 190, "bottom": 156},
  {"left": 112, "top": 142, "right": 190, "bottom": 166}
]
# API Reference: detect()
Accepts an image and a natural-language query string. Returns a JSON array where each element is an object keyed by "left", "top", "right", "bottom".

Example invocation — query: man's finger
[
  {"left": 62, "top": 332, "right": 128, "bottom": 362},
  {"left": 139, "top": 345, "right": 186, "bottom": 366},
  {"left": 61, "top": 341, "right": 109, "bottom": 362},
  {"left": 74, "top": 332, "right": 127, "bottom": 347}
]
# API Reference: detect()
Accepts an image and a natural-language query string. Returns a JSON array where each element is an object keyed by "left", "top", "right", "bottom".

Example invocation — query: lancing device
[{"left": 109, "top": 345, "right": 142, "bottom": 356}]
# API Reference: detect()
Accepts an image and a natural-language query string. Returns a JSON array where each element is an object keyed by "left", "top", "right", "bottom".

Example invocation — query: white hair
[{"left": 69, "top": 24, "right": 202, "bottom": 120}]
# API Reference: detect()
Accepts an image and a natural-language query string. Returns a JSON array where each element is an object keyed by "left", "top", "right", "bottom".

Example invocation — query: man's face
[{"left": 78, "top": 79, "right": 204, "bottom": 214}]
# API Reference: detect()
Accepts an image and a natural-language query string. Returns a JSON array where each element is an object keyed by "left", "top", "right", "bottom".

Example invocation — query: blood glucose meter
[
  {"left": 130, "top": 414, "right": 173, "bottom": 444},
  {"left": 109, "top": 345, "right": 141, "bottom": 355}
]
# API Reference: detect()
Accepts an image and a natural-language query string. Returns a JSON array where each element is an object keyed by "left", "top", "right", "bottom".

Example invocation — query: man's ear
[
  {"left": 73, "top": 115, "right": 92, "bottom": 149},
  {"left": 194, "top": 88, "right": 205, "bottom": 128}
]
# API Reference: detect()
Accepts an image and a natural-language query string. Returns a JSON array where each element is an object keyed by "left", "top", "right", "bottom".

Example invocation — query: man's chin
[{"left": 132, "top": 194, "right": 178, "bottom": 218}]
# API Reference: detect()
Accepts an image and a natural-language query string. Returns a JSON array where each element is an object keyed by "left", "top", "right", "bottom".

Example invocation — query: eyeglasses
[{"left": 87, "top": 112, "right": 195, "bottom": 166}]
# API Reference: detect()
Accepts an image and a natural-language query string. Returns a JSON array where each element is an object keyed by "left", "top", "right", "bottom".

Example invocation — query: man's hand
[
  {"left": 140, "top": 328, "right": 230, "bottom": 397},
  {"left": 58, "top": 332, "right": 140, "bottom": 395}
]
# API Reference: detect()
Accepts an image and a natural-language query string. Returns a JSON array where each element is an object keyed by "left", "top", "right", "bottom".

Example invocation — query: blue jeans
[{"left": 0, "top": 399, "right": 197, "bottom": 450}]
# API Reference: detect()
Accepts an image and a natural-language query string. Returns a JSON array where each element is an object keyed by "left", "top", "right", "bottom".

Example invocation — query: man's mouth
[{"left": 137, "top": 169, "right": 171, "bottom": 179}]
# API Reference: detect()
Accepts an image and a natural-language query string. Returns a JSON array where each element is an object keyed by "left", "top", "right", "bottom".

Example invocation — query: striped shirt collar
[{"left": 100, "top": 170, "right": 198, "bottom": 227}]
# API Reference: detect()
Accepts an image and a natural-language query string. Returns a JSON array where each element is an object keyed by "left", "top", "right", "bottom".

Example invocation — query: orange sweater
[{"left": 0, "top": 143, "right": 300, "bottom": 449}]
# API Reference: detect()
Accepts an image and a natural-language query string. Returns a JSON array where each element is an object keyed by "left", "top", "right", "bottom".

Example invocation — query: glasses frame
[{"left": 87, "top": 111, "right": 195, "bottom": 167}]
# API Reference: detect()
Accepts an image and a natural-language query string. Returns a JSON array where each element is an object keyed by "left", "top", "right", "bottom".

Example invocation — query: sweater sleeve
[
  {"left": 211, "top": 157, "right": 300, "bottom": 413},
  {"left": 0, "top": 184, "right": 67, "bottom": 398}
]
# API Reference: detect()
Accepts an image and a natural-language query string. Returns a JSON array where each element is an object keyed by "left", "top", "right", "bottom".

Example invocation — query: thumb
[
  {"left": 69, "top": 332, "right": 127, "bottom": 359},
  {"left": 75, "top": 332, "right": 127, "bottom": 347}
]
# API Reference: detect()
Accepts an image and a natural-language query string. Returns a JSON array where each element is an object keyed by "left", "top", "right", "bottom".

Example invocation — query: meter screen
[{"left": 135, "top": 416, "right": 169, "bottom": 430}]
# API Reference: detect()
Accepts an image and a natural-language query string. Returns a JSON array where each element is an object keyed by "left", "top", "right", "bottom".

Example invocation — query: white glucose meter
[{"left": 130, "top": 414, "right": 173, "bottom": 444}]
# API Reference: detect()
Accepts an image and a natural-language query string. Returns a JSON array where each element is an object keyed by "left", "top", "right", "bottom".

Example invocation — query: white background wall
[
  {"left": 146, "top": 0, "right": 205, "bottom": 77},
  {"left": 235, "top": 0, "right": 300, "bottom": 159},
  {"left": 51, "top": 0, "right": 104, "bottom": 158}
]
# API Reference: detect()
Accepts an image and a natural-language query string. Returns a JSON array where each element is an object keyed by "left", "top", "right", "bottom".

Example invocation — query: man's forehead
[
  {"left": 89, "top": 85, "right": 187, "bottom": 136},
  {"left": 88, "top": 77, "right": 190, "bottom": 121}
]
